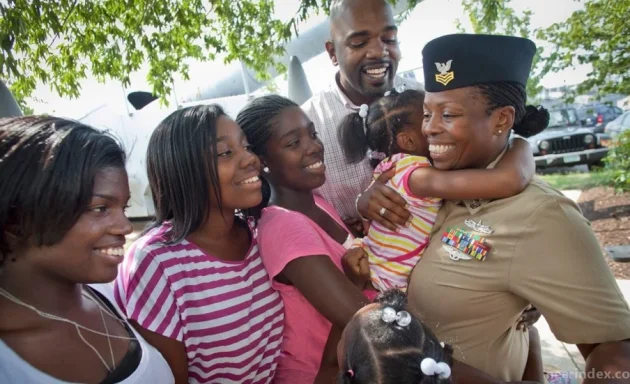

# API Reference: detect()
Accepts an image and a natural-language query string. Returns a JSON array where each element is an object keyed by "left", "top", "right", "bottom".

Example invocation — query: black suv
[
  {"left": 577, "top": 104, "right": 624, "bottom": 133},
  {"left": 525, "top": 107, "right": 611, "bottom": 170}
]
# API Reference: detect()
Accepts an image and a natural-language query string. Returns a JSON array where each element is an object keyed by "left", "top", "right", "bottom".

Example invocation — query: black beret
[{"left": 422, "top": 34, "right": 537, "bottom": 92}]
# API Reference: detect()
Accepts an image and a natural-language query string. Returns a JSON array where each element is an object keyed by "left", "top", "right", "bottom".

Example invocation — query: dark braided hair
[
  {"left": 0, "top": 116, "right": 126, "bottom": 266},
  {"left": 475, "top": 82, "right": 549, "bottom": 138},
  {"left": 338, "top": 289, "right": 454, "bottom": 384},
  {"left": 235, "top": 95, "right": 299, "bottom": 218},
  {"left": 338, "top": 89, "right": 425, "bottom": 169}
]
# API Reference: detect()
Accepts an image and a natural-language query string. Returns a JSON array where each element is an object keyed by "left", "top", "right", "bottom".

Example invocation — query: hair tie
[
  {"left": 359, "top": 104, "right": 369, "bottom": 135},
  {"left": 381, "top": 306, "right": 412, "bottom": 327},
  {"left": 420, "top": 357, "right": 451, "bottom": 379},
  {"left": 367, "top": 149, "right": 386, "bottom": 161}
]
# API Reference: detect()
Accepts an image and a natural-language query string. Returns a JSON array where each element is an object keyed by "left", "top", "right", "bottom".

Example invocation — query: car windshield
[
  {"left": 548, "top": 110, "right": 568, "bottom": 128},
  {"left": 547, "top": 109, "right": 579, "bottom": 129}
]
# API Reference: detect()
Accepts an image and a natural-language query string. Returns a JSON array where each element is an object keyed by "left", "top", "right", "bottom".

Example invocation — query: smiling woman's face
[
  {"left": 20, "top": 167, "right": 133, "bottom": 284},
  {"left": 262, "top": 106, "right": 327, "bottom": 191},
  {"left": 422, "top": 87, "right": 508, "bottom": 170},
  {"left": 212, "top": 116, "right": 262, "bottom": 210}
]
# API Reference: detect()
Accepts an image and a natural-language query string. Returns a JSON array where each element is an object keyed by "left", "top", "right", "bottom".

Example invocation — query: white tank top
[{"left": 0, "top": 283, "right": 175, "bottom": 384}]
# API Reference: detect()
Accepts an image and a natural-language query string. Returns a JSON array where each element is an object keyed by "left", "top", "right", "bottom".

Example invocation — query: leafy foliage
[
  {"left": 1, "top": 0, "right": 504, "bottom": 109},
  {"left": 455, "top": 0, "right": 551, "bottom": 103},
  {"left": 604, "top": 130, "right": 630, "bottom": 193},
  {"left": 1, "top": 0, "right": 293, "bottom": 107},
  {"left": 537, "top": 0, "right": 630, "bottom": 101}
]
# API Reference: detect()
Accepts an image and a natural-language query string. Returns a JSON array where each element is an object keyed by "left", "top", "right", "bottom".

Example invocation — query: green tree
[
  {"left": 455, "top": 0, "right": 553, "bottom": 103},
  {"left": 537, "top": 0, "right": 630, "bottom": 101},
  {"left": 1, "top": 0, "right": 504, "bottom": 108},
  {"left": 604, "top": 131, "right": 630, "bottom": 193}
]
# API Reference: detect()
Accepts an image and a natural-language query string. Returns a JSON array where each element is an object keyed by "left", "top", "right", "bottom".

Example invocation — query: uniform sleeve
[
  {"left": 508, "top": 198, "right": 630, "bottom": 344},
  {"left": 114, "top": 246, "right": 184, "bottom": 341},
  {"left": 258, "top": 210, "right": 331, "bottom": 279}
]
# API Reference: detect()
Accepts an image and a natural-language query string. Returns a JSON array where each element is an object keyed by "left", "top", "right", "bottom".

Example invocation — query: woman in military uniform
[{"left": 404, "top": 34, "right": 630, "bottom": 382}]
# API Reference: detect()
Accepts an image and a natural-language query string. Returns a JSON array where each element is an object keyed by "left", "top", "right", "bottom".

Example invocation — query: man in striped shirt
[{"left": 302, "top": 0, "right": 420, "bottom": 233}]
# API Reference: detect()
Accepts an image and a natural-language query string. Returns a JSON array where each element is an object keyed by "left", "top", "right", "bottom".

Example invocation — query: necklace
[{"left": 0, "top": 286, "right": 136, "bottom": 373}]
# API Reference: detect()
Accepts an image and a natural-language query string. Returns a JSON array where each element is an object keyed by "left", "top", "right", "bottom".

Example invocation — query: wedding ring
[{"left": 379, "top": 207, "right": 387, "bottom": 217}]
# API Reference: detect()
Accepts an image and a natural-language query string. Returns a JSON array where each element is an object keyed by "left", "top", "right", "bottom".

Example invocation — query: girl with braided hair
[
  {"left": 336, "top": 289, "right": 454, "bottom": 384},
  {"left": 338, "top": 88, "right": 541, "bottom": 295}
]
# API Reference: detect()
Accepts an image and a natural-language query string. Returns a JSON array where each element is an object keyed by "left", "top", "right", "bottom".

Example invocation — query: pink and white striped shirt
[
  {"left": 353, "top": 154, "right": 442, "bottom": 292},
  {"left": 114, "top": 219, "right": 285, "bottom": 384}
]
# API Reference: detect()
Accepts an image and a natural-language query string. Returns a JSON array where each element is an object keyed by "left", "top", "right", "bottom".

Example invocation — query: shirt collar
[
  {"left": 459, "top": 147, "right": 508, "bottom": 214},
  {"left": 331, "top": 72, "right": 360, "bottom": 111},
  {"left": 330, "top": 72, "right": 421, "bottom": 111}
]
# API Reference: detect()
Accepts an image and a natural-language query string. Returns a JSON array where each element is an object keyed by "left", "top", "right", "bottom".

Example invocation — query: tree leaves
[
  {"left": 538, "top": 0, "right": 630, "bottom": 100},
  {"left": 1, "top": 0, "right": 504, "bottom": 110}
]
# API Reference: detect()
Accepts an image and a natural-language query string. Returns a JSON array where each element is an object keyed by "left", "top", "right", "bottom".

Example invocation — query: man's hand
[
  {"left": 356, "top": 167, "right": 410, "bottom": 231},
  {"left": 517, "top": 305, "right": 541, "bottom": 331},
  {"left": 342, "top": 247, "right": 370, "bottom": 289}
]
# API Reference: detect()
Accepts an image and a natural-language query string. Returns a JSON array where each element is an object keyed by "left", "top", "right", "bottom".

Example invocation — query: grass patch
[{"left": 538, "top": 170, "right": 612, "bottom": 190}]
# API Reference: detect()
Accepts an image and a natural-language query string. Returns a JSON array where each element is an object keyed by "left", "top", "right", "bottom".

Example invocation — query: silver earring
[{"left": 263, "top": 166, "right": 269, "bottom": 173}]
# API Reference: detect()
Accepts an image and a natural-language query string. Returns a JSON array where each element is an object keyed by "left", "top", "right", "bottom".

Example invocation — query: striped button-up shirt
[{"left": 302, "top": 73, "right": 423, "bottom": 220}]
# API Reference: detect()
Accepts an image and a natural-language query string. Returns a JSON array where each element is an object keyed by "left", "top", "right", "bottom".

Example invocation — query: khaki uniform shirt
[{"left": 407, "top": 177, "right": 630, "bottom": 381}]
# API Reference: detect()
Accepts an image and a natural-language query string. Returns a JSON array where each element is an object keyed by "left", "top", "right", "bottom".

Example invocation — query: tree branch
[{"left": 48, "top": 0, "right": 80, "bottom": 49}]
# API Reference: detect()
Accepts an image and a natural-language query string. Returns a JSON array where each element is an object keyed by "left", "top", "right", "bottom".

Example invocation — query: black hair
[
  {"left": 0, "top": 116, "right": 126, "bottom": 266},
  {"left": 146, "top": 104, "right": 227, "bottom": 243},
  {"left": 235, "top": 95, "right": 299, "bottom": 218},
  {"left": 338, "top": 289, "right": 454, "bottom": 384},
  {"left": 338, "top": 89, "right": 425, "bottom": 169},
  {"left": 475, "top": 82, "right": 549, "bottom": 138}
]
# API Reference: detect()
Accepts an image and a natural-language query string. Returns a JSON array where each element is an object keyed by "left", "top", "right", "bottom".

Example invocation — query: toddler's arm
[{"left": 407, "top": 138, "right": 535, "bottom": 200}]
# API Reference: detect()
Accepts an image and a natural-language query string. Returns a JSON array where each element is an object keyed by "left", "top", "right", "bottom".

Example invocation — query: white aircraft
[{"left": 2, "top": 1, "right": 422, "bottom": 219}]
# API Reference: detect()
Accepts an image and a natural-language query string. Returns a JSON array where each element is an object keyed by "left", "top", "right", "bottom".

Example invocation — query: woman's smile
[
  {"left": 92, "top": 245, "right": 125, "bottom": 266},
  {"left": 235, "top": 173, "right": 262, "bottom": 189},
  {"left": 304, "top": 160, "right": 326, "bottom": 174},
  {"left": 428, "top": 143, "right": 456, "bottom": 163}
]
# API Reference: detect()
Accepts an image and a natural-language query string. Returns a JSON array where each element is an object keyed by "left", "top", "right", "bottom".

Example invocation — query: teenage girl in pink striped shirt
[{"left": 114, "top": 105, "right": 285, "bottom": 384}]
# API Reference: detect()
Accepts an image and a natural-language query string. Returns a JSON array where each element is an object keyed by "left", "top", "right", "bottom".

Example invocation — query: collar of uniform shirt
[{"left": 457, "top": 146, "right": 509, "bottom": 214}]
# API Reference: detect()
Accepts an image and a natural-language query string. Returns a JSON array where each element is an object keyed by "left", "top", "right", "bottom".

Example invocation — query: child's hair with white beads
[{"left": 338, "top": 289, "right": 454, "bottom": 384}]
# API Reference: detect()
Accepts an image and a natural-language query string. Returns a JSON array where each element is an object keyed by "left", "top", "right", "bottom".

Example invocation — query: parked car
[
  {"left": 525, "top": 107, "right": 611, "bottom": 170},
  {"left": 577, "top": 104, "right": 624, "bottom": 133},
  {"left": 605, "top": 111, "right": 630, "bottom": 138}
]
